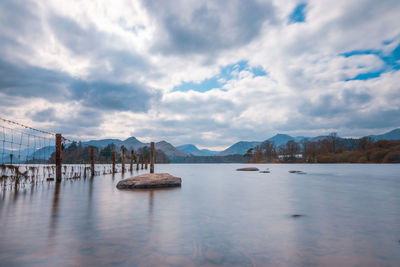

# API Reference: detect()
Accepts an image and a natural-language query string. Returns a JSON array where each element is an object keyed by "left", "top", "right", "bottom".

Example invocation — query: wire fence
[
  {"left": 0, "top": 117, "right": 55, "bottom": 164},
  {"left": 0, "top": 117, "right": 151, "bottom": 190}
]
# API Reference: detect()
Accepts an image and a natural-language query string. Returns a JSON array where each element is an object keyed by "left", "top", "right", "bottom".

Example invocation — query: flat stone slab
[
  {"left": 236, "top": 167, "right": 259, "bottom": 171},
  {"left": 116, "top": 173, "right": 182, "bottom": 189}
]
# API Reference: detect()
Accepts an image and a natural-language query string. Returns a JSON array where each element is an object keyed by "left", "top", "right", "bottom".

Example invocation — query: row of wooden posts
[{"left": 55, "top": 134, "right": 155, "bottom": 181}]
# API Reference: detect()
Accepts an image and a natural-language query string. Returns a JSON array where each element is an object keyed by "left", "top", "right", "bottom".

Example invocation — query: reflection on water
[
  {"left": 0, "top": 164, "right": 400, "bottom": 266},
  {"left": 49, "top": 181, "right": 61, "bottom": 239}
]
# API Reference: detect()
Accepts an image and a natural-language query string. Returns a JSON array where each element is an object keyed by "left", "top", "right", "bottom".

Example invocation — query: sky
[{"left": 0, "top": 0, "right": 399, "bottom": 150}]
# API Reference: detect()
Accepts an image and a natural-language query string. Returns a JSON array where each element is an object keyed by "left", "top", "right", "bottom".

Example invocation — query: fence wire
[
  {"left": 0, "top": 117, "right": 56, "bottom": 164},
  {"left": 0, "top": 117, "right": 145, "bottom": 190}
]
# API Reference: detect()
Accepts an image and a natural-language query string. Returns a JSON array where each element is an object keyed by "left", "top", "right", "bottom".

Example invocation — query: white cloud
[{"left": 0, "top": 0, "right": 399, "bottom": 148}]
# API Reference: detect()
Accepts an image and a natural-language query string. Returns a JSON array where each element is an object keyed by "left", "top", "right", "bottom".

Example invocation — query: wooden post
[
  {"left": 122, "top": 149, "right": 125, "bottom": 174},
  {"left": 150, "top": 142, "right": 155, "bottom": 173},
  {"left": 136, "top": 154, "right": 140, "bottom": 171},
  {"left": 145, "top": 156, "right": 148, "bottom": 170},
  {"left": 55, "top": 134, "right": 62, "bottom": 181},
  {"left": 130, "top": 150, "right": 134, "bottom": 172},
  {"left": 112, "top": 151, "right": 116, "bottom": 174},
  {"left": 141, "top": 156, "right": 144, "bottom": 169},
  {"left": 90, "top": 146, "right": 95, "bottom": 177},
  {"left": 9, "top": 154, "right": 13, "bottom": 165}
]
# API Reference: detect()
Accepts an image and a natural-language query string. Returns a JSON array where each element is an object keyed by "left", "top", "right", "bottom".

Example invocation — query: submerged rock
[
  {"left": 236, "top": 167, "right": 259, "bottom": 171},
  {"left": 289, "top": 170, "right": 307, "bottom": 174},
  {"left": 291, "top": 214, "right": 305, "bottom": 218},
  {"left": 259, "top": 170, "right": 270, "bottom": 173},
  {"left": 116, "top": 173, "right": 181, "bottom": 189}
]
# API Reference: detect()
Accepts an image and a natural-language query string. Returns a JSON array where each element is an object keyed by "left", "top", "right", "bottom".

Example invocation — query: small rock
[
  {"left": 289, "top": 170, "right": 306, "bottom": 174},
  {"left": 259, "top": 170, "right": 270, "bottom": 173},
  {"left": 46, "top": 177, "right": 54, "bottom": 181},
  {"left": 291, "top": 214, "right": 305, "bottom": 218},
  {"left": 236, "top": 167, "right": 259, "bottom": 171},
  {"left": 116, "top": 173, "right": 181, "bottom": 189}
]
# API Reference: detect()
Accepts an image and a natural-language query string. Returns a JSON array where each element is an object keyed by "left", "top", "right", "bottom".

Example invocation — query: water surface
[{"left": 1, "top": 164, "right": 399, "bottom": 266}]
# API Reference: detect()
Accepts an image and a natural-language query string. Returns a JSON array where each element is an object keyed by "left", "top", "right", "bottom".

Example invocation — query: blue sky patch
[
  {"left": 345, "top": 71, "right": 382, "bottom": 81},
  {"left": 289, "top": 3, "right": 307, "bottom": 23},
  {"left": 342, "top": 44, "right": 400, "bottom": 81},
  {"left": 172, "top": 61, "right": 267, "bottom": 92}
]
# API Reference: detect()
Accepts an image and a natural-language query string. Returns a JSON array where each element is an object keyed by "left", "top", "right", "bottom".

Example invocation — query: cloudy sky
[{"left": 0, "top": 0, "right": 399, "bottom": 150}]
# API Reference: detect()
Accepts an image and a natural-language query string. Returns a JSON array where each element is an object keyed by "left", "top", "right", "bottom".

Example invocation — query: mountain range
[{"left": 2, "top": 128, "right": 399, "bottom": 163}]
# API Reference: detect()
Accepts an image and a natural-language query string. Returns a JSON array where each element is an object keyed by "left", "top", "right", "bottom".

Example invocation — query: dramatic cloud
[
  {"left": 0, "top": 0, "right": 399, "bottom": 148},
  {"left": 144, "top": 0, "right": 277, "bottom": 55}
]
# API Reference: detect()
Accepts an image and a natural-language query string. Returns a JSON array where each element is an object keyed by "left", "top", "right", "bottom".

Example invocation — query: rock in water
[
  {"left": 236, "top": 167, "right": 259, "bottom": 171},
  {"left": 291, "top": 214, "right": 305, "bottom": 218},
  {"left": 116, "top": 173, "right": 181, "bottom": 189},
  {"left": 289, "top": 170, "right": 306, "bottom": 174}
]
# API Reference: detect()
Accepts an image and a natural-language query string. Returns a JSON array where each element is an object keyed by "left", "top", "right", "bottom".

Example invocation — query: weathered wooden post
[
  {"left": 136, "top": 154, "right": 140, "bottom": 171},
  {"left": 9, "top": 154, "right": 13, "bottom": 165},
  {"left": 55, "top": 134, "right": 62, "bottom": 181},
  {"left": 122, "top": 149, "right": 125, "bottom": 174},
  {"left": 141, "top": 156, "right": 144, "bottom": 169},
  {"left": 145, "top": 156, "right": 148, "bottom": 170},
  {"left": 150, "top": 142, "right": 155, "bottom": 174},
  {"left": 90, "top": 146, "right": 95, "bottom": 177},
  {"left": 112, "top": 151, "right": 116, "bottom": 174},
  {"left": 130, "top": 150, "right": 134, "bottom": 172}
]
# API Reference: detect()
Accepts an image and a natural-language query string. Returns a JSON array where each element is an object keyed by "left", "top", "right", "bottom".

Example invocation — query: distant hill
[
  {"left": 369, "top": 128, "right": 400, "bottom": 141},
  {"left": 82, "top": 138, "right": 186, "bottom": 158},
  {"left": 218, "top": 141, "right": 261, "bottom": 156},
  {"left": 155, "top": 141, "right": 188, "bottom": 158},
  {"left": 176, "top": 144, "right": 218, "bottom": 156},
  {"left": 3, "top": 128, "right": 399, "bottom": 164},
  {"left": 83, "top": 139, "right": 122, "bottom": 148},
  {"left": 266, "top": 134, "right": 294, "bottom": 146},
  {"left": 83, "top": 137, "right": 146, "bottom": 150},
  {"left": 122, "top": 137, "right": 147, "bottom": 150}
]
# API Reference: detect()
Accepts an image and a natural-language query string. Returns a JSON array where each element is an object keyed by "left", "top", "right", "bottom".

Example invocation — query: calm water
[{"left": 1, "top": 164, "right": 399, "bottom": 266}]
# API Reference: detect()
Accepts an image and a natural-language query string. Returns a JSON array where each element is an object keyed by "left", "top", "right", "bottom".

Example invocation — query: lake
[{"left": 1, "top": 164, "right": 399, "bottom": 266}]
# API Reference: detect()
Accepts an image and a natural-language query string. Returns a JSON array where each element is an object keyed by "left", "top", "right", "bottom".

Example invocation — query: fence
[{"left": 0, "top": 117, "right": 155, "bottom": 190}]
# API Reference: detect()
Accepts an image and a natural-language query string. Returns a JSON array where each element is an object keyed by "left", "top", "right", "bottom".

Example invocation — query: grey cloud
[
  {"left": 0, "top": 0, "right": 42, "bottom": 45},
  {"left": 301, "top": 90, "right": 372, "bottom": 118},
  {"left": 143, "top": 0, "right": 277, "bottom": 55},
  {"left": 50, "top": 16, "right": 101, "bottom": 56},
  {"left": 29, "top": 107, "right": 106, "bottom": 137},
  {"left": 0, "top": 57, "right": 159, "bottom": 113},
  {"left": 0, "top": 59, "right": 70, "bottom": 100},
  {"left": 69, "top": 81, "right": 160, "bottom": 112},
  {"left": 49, "top": 16, "right": 154, "bottom": 80},
  {"left": 342, "top": 89, "right": 372, "bottom": 105},
  {"left": 343, "top": 108, "right": 400, "bottom": 129},
  {"left": 30, "top": 108, "right": 57, "bottom": 122}
]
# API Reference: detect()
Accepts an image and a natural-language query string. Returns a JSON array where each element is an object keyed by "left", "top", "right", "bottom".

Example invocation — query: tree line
[
  {"left": 48, "top": 142, "right": 169, "bottom": 164},
  {"left": 245, "top": 133, "right": 400, "bottom": 163}
]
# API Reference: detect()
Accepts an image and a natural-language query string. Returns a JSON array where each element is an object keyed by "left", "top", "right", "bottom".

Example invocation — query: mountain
[
  {"left": 121, "top": 137, "right": 147, "bottom": 150},
  {"left": 176, "top": 144, "right": 218, "bottom": 156},
  {"left": 82, "top": 138, "right": 187, "bottom": 158},
  {"left": 155, "top": 141, "right": 188, "bottom": 158},
  {"left": 83, "top": 139, "right": 122, "bottom": 148},
  {"left": 218, "top": 141, "right": 261, "bottom": 156},
  {"left": 266, "top": 134, "right": 294, "bottom": 146},
  {"left": 369, "top": 128, "right": 400, "bottom": 141},
  {"left": 83, "top": 137, "right": 146, "bottom": 150},
  {"left": 2, "top": 146, "right": 55, "bottom": 163}
]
